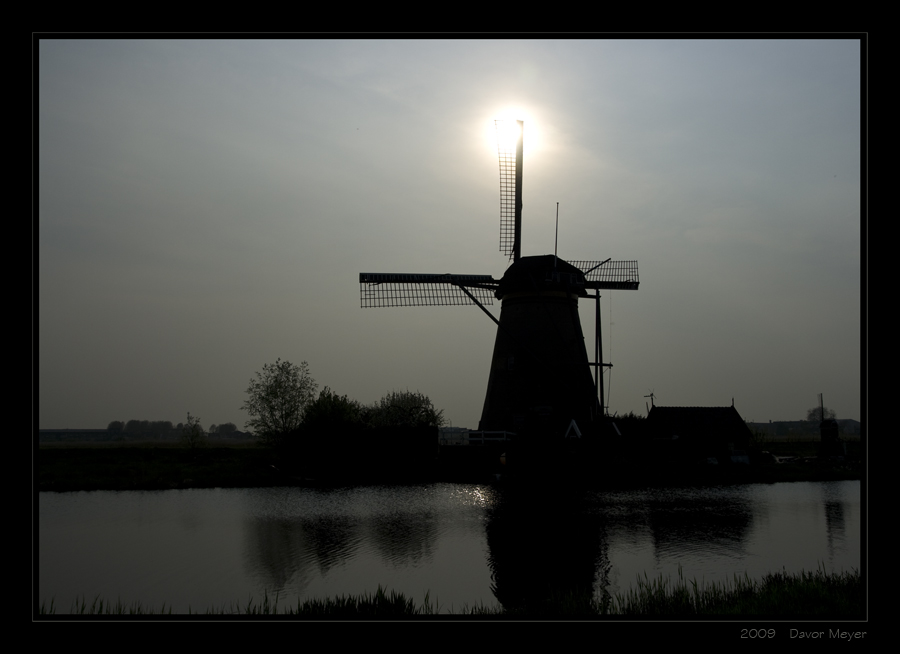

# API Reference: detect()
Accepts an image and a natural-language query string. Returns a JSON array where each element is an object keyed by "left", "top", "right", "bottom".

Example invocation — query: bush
[
  {"left": 365, "top": 390, "right": 444, "bottom": 429},
  {"left": 303, "top": 387, "right": 364, "bottom": 432}
]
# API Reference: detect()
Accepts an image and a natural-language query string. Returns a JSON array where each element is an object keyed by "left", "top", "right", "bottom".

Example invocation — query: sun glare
[
  {"left": 485, "top": 110, "right": 540, "bottom": 160},
  {"left": 495, "top": 118, "right": 522, "bottom": 155}
]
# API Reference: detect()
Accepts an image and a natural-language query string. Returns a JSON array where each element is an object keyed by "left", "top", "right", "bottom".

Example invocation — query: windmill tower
[{"left": 360, "top": 120, "right": 639, "bottom": 441}]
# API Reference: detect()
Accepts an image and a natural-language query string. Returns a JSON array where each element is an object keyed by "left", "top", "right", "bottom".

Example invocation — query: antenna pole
[
  {"left": 596, "top": 291, "right": 603, "bottom": 417},
  {"left": 514, "top": 120, "right": 523, "bottom": 262},
  {"left": 554, "top": 202, "right": 559, "bottom": 268}
]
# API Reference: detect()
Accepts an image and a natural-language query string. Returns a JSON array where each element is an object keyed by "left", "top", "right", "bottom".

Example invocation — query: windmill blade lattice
[
  {"left": 569, "top": 260, "right": 640, "bottom": 290},
  {"left": 360, "top": 273, "right": 497, "bottom": 308},
  {"left": 496, "top": 119, "right": 523, "bottom": 261}
]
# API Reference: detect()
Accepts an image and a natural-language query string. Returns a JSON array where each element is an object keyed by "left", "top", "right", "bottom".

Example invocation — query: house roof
[{"left": 646, "top": 406, "right": 752, "bottom": 443}]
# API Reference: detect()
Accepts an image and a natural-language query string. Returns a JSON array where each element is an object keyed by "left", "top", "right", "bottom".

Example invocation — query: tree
[
  {"left": 217, "top": 422, "right": 238, "bottom": 435},
  {"left": 125, "top": 419, "right": 148, "bottom": 435},
  {"left": 208, "top": 423, "right": 238, "bottom": 438},
  {"left": 303, "top": 387, "right": 363, "bottom": 431},
  {"left": 806, "top": 406, "right": 836, "bottom": 422},
  {"left": 366, "top": 390, "right": 444, "bottom": 429},
  {"left": 181, "top": 412, "right": 207, "bottom": 451},
  {"left": 107, "top": 421, "right": 125, "bottom": 433},
  {"left": 241, "top": 359, "right": 318, "bottom": 446}
]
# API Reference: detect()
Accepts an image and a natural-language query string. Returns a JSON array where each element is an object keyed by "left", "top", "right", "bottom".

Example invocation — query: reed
[
  {"left": 39, "top": 595, "right": 174, "bottom": 615},
  {"left": 610, "top": 565, "right": 860, "bottom": 617},
  {"left": 38, "top": 567, "right": 860, "bottom": 617},
  {"left": 39, "top": 587, "right": 432, "bottom": 617}
]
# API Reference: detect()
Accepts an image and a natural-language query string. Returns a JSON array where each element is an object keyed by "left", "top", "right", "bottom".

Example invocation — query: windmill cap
[{"left": 496, "top": 255, "right": 587, "bottom": 300}]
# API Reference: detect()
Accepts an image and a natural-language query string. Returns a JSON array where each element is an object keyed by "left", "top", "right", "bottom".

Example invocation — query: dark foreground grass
[
  {"left": 39, "top": 567, "right": 860, "bottom": 617},
  {"left": 609, "top": 566, "right": 860, "bottom": 617}
]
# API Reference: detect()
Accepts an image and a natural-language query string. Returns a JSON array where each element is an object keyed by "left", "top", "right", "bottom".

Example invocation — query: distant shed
[{"left": 646, "top": 406, "right": 752, "bottom": 460}]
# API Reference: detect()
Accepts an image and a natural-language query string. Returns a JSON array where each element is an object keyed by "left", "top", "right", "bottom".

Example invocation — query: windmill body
[
  {"left": 479, "top": 255, "right": 596, "bottom": 435},
  {"left": 360, "top": 120, "right": 639, "bottom": 442}
]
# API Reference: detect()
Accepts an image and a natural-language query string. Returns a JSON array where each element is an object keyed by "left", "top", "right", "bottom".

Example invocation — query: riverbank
[
  {"left": 37, "top": 439, "right": 862, "bottom": 492},
  {"left": 37, "top": 442, "right": 281, "bottom": 492},
  {"left": 38, "top": 567, "right": 862, "bottom": 618}
]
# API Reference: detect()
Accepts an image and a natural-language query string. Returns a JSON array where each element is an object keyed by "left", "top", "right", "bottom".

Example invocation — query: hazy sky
[{"left": 38, "top": 38, "right": 863, "bottom": 430}]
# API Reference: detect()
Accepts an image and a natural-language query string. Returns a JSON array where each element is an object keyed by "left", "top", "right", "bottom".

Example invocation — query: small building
[{"left": 646, "top": 405, "right": 753, "bottom": 463}]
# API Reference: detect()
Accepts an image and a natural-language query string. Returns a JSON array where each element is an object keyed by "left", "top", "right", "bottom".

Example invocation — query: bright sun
[
  {"left": 485, "top": 109, "right": 540, "bottom": 160},
  {"left": 494, "top": 118, "right": 522, "bottom": 155}
]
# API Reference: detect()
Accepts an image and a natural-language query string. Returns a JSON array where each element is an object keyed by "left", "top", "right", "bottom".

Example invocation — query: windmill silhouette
[
  {"left": 644, "top": 390, "right": 657, "bottom": 415},
  {"left": 360, "top": 120, "right": 639, "bottom": 439}
]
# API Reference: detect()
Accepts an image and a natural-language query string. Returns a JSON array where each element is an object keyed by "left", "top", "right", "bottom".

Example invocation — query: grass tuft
[
  {"left": 38, "top": 566, "right": 860, "bottom": 617},
  {"left": 611, "top": 564, "right": 860, "bottom": 617}
]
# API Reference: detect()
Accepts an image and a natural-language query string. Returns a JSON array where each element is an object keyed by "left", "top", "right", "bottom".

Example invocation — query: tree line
[
  {"left": 106, "top": 419, "right": 241, "bottom": 437},
  {"left": 104, "top": 358, "right": 445, "bottom": 450},
  {"left": 241, "top": 359, "right": 444, "bottom": 449}
]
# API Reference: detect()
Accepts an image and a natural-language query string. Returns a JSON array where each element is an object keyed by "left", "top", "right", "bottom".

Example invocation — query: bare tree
[
  {"left": 241, "top": 359, "right": 318, "bottom": 446},
  {"left": 181, "top": 412, "right": 207, "bottom": 451}
]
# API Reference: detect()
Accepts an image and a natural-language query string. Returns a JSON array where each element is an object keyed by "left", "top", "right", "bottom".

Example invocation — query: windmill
[
  {"left": 360, "top": 120, "right": 639, "bottom": 440},
  {"left": 644, "top": 390, "right": 657, "bottom": 415}
]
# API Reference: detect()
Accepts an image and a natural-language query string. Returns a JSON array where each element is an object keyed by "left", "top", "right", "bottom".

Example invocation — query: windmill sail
[
  {"left": 496, "top": 119, "right": 523, "bottom": 262},
  {"left": 569, "top": 260, "right": 640, "bottom": 290},
  {"left": 359, "top": 273, "right": 497, "bottom": 308}
]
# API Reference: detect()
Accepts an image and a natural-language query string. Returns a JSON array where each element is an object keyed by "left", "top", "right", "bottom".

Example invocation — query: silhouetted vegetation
[
  {"left": 39, "top": 567, "right": 860, "bottom": 617},
  {"left": 234, "top": 362, "right": 448, "bottom": 480},
  {"left": 607, "top": 565, "right": 860, "bottom": 618},
  {"left": 209, "top": 422, "right": 238, "bottom": 436},
  {"left": 84, "top": 418, "right": 246, "bottom": 443},
  {"left": 364, "top": 390, "right": 445, "bottom": 429},
  {"left": 241, "top": 359, "right": 318, "bottom": 448},
  {"left": 302, "top": 387, "right": 364, "bottom": 432},
  {"left": 180, "top": 412, "right": 207, "bottom": 452},
  {"left": 45, "top": 364, "right": 861, "bottom": 489},
  {"left": 104, "top": 420, "right": 178, "bottom": 440},
  {"left": 285, "top": 390, "right": 442, "bottom": 483}
]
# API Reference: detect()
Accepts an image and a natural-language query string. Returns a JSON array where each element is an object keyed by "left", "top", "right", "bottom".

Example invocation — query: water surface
[{"left": 38, "top": 480, "right": 860, "bottom": 613}]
